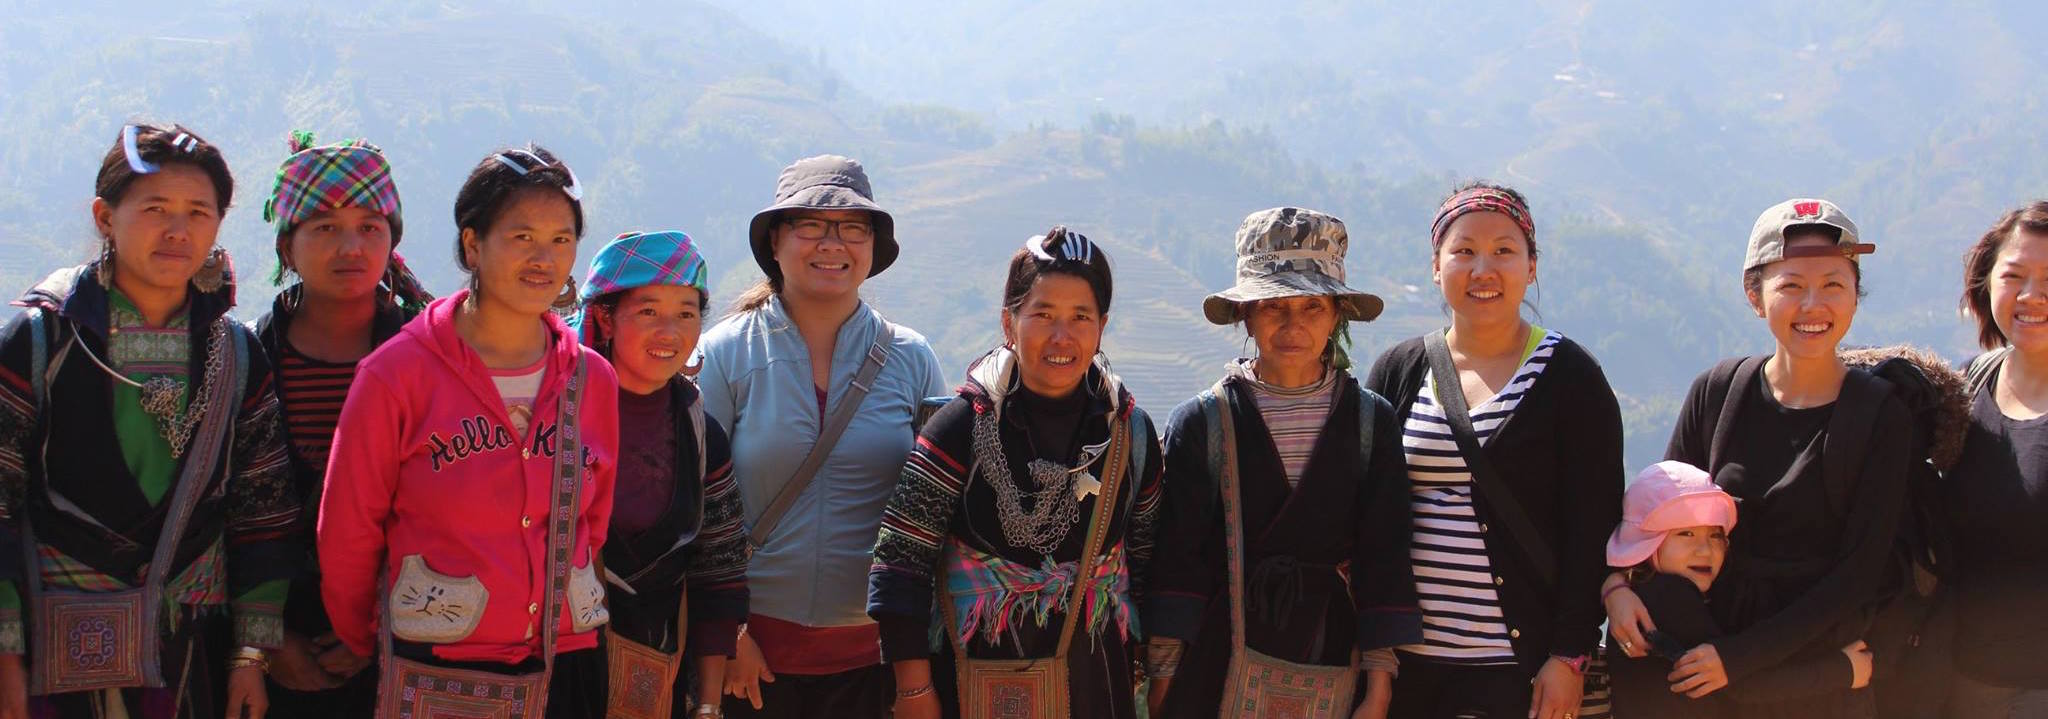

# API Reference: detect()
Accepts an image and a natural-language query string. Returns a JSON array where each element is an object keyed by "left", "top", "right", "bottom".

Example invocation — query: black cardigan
[
  {"left": 1363, "top": 332, "right": 1624, "bottom": 671},
  {"left": 1145, "top": 374, "right": 1422, "bottom": 716},
  {"left": 1664, "top": 357, "right": 1909, "bottom": 690}
]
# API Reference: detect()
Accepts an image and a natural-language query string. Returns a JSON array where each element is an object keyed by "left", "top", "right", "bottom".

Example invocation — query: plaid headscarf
[
  {"left": 574, "top": 230, "right": 710, "bottom": 347},
  {"left": 1431, "top": 185, "right": 1535, "bottom": 247},
  {"left": 263, "top": 130, "right": 401, "bottom": 238},
  {"left": 262, "top": 130, "right": 431, "bottom": 312}
]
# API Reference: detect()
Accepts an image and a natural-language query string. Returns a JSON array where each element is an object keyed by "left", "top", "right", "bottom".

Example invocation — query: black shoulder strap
[
  {"left": 1819, "top": 369, "right": 1892, "bottom": 518},
  {"left": 1355, "top": 385, "right": 1377, "bottom": 475},
  {"left": 1423, "top": 331, "right": 1557, "bottom": 591},
  {"left": 27, "top": 309, "right": 46, "bottom": 411},
  {"left": 1705, "top": 356, "right": 1764, "bottom": 474}
]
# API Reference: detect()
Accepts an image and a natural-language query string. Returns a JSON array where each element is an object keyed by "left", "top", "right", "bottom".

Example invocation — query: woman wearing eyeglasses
[
  {"left": 695, "top": 156, "right": 946, "bottom": 719},
  {"left": 318, "top": 145, "right": 620, "bottom": 719}
]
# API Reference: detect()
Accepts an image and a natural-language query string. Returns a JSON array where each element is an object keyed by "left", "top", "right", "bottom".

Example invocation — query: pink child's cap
[{"left": 1605, "top": 460, "right": 1738, "bottom": 568}]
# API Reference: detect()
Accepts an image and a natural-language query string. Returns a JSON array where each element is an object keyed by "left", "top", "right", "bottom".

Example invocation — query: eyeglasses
[
  {"left": 784, "top": 217, "right": 873, "bottom": 243},
  {"left": 493, "top": 150, "right": 584, "bottom": 201}
]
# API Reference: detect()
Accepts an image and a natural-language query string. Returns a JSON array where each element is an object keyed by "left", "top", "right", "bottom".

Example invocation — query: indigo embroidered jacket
[
  {"left": 0, "top": 264, "right": 300, "bottom": 654},
  {"left": 867, "top": 347, "right": 1164, "bottom": 718}
]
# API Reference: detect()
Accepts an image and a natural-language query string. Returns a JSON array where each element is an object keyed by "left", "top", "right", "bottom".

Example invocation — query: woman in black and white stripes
[{"left": 1365, "top": 182, "right": 1624, "bottom": 719}]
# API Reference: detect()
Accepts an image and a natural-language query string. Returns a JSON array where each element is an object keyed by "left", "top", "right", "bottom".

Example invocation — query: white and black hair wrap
[{"left": 1005, "top": 225, "right": 1114, "bottom": 315}]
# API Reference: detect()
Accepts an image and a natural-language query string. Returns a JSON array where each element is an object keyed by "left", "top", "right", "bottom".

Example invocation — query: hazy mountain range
[{"left": 5, "top": 0, "right": 2044, "bottom": 465}]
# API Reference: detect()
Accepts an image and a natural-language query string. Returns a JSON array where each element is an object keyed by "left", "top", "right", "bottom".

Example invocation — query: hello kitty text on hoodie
[{"left": 318, "top": 290, "right": 619, "bottom": 664}]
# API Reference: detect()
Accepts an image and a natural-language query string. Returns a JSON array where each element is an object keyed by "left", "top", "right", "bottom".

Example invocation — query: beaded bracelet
[{"left": 896, "top": 683, "right": 935, "bottom": 700}]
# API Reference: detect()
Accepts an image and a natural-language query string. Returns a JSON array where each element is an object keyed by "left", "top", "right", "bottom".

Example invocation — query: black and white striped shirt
[{"left": 1401, "top": 330, "right": 1559, "bottom": 664}]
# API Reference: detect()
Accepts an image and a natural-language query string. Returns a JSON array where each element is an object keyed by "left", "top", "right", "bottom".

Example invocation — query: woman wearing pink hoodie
[{"left": 317, "top": 145, "right": 619, "bottom": 719}]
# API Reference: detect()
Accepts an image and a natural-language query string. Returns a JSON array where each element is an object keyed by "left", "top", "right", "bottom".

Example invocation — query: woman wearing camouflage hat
[
  {"left": 1143, "top": 207, "right": 1420, "bottom": 719},
  {"left": 694, "top": 155, "right": 946, "bottom": 718},
  {"left": 1603, "top": 198, "right": 1913, "bottom": 719},
  {"left": 1366, "top": 182, "right": 1624, "bottom": 719}
]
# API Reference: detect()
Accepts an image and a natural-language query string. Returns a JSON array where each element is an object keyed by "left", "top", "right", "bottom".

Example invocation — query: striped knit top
[
  {"left": 1401, "top": 328, "right": 1558, "bottom": 664},
  {"left": 274, "top": 342, "right": 359, "bottom": 475},
  {"left": 1232, "top": 359, "right": 1339, "bottom": 487}
]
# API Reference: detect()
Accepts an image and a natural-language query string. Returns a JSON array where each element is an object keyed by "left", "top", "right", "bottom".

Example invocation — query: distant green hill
[{"left": 9, "top": 0, "right": 2040, "bottom": 468}]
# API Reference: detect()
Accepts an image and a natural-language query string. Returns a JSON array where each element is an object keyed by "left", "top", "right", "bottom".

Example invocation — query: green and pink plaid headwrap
[
  {"left": 1431, "top": 185, "right": 1534, "bottom": 247},
  {"left": 574, "top": 230, "right": 710, "bottom": 347},
  {"left": 262, "top": 130, "right": 402, "bottom": 238}
]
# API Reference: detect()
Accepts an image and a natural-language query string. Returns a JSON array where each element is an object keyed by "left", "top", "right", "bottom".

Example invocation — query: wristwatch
[{"left": 1553, "top": 654, "right": 1590, "bottom": 674}]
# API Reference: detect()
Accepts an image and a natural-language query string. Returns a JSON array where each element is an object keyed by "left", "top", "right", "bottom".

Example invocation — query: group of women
[{"left": 0, "top": 120, "right": 2039, "bottom": 719}]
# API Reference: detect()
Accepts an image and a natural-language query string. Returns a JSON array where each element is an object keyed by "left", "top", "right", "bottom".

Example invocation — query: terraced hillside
[{"left": 857, "top": 130, "right": 1446, "bottom": 409}]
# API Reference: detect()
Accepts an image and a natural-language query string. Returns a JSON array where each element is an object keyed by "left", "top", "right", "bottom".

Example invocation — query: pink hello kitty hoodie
[{"left": 318, "top": 290, "right": 619, "bottom": 663}]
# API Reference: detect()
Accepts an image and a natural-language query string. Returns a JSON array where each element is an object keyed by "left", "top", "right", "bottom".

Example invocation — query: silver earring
[
  {"left": 192, "top": 248, "right": 228, "bottom": 293},
  {"left": 94, "top": 240, "right": 115, "bottom": 287}
]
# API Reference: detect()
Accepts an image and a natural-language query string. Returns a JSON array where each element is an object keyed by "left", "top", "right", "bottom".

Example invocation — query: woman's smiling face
[
  {"left": 1751, "top": 233, "right": 1860, "bottom": 359},
  {"left": 1002, "top": 273, "right": 1103, "bottom": 399},
  {"left": 597, "top": 284, "right": 703, "bottom": 395},
  {"left": 461, "top": 187, "right": 580, "bottom": 316},
  {"left": 1433, "top": 211, "right": 1535, "bottom": 324}
]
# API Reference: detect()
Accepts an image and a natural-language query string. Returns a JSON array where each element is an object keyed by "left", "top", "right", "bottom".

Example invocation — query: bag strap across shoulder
[
  {"left": 1965, "top": 347, "right": 2010, "bottom": 397},
  {"left": 1423, "top": 330, "right": 1558, "bottom": 591},
  {"left": 748, "top": 336, "right": 890, "bottom": 548},
  {"left": 1052, "top": 412, "right": 1129, "bottom": 659},
  {"left": 1704, "top": 356, "right": 1763, "bottom": 474},
  {"left": 539, "top": 354, "right": 590, "bottom": 671},
  {"left": 1204, "top": 378, "right": 1373, "bottom": 665}
]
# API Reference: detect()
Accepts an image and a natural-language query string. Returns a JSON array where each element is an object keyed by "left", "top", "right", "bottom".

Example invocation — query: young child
[{"left": 1604, "top": 461, "right": 1874, "bottom": 718}]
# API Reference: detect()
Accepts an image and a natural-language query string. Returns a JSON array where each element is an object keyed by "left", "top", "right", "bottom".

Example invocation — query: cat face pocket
[
  {"left": 568, "top": 552, "right": 610, "bottom": 633},
  {"left": 388, "top": 555, "right": 488, "bottom": 644}
]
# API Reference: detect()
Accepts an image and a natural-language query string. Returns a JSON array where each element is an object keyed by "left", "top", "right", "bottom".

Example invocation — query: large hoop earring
[{"left": 550, "top": 278, "right": 579, "bottom": 314}]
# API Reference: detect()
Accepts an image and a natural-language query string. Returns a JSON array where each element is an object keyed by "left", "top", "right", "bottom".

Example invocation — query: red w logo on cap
[{"left": 1793, "top": 201, "right": 1823, "bottom": 218}]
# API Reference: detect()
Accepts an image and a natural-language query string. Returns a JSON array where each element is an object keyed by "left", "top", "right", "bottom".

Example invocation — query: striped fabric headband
[
  {"left": 494, "top": 150, "right": 584, "bottom": 201},
  {"left": 121, "top": 125, "right": 202, "bottom": 174},
  {"left": 1026, "top": 230, "right": 1097, "bottom": 264},
  {"left": 1431, "top": 187, "right": 1535, "bottom": 247}
]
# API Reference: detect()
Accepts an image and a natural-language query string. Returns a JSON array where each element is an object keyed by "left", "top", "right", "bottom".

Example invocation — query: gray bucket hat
[
  {"left": 748, "top": 155, "right": 899, "bottom": 280},
  {"left": 1203, "top": 207, "right": 1384, "bottom": 324}
]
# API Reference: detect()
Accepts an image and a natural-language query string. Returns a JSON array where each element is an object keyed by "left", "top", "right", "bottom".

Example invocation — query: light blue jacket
[{"left": 696, "top": 297, "right": 946, "bottom": 627}]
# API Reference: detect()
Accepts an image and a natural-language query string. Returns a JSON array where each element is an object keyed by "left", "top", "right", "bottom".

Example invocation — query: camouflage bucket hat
[{"left": 1203, "top": 207, "right": 1384, "bottom": 324}]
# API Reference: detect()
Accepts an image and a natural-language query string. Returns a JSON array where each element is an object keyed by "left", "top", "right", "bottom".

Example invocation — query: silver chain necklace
[
  {"left": 971, "top": 410, "right": 1092, "bottom": 556},
  {"left": 71, "top": 319, "right": 229, "bottom": 458}
]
